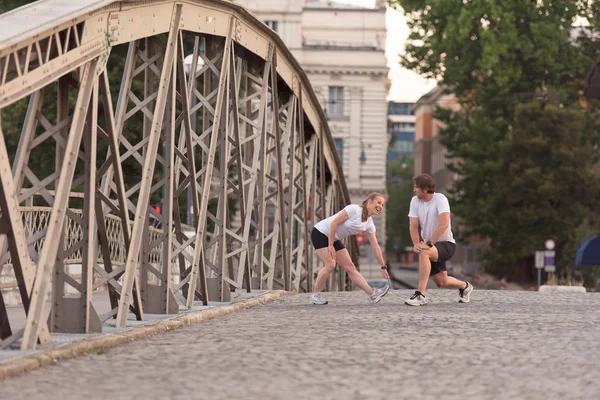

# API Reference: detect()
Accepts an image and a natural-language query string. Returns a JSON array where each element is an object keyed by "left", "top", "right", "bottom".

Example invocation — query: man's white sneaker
[
  {"left": 405, "top": 291, "right": 427, "bottom": 306},
  {"left": 309, "top": 292, "right": 328, "bottom": 305},
  {"left": 459, "top": 282, "right": 473, "bottom": 303},
  {"left": 369, "top": 284, "right": 390, "bottom": 304}
]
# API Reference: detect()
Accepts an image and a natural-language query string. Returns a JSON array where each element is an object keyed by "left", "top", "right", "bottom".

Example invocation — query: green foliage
[
  {"left": 0, "top": 0, "right": 36, "bottom": 13},
  {"left": 389, "top": 0, "right": 600, "bottom": 280},
  {"left": 393, "top": 0, "right": 592, "bottom": 98},
  {"left": 490, "top": 104, "right": 600, "bottom": 278},
  {"left": 385, "top": 156, "right": 414, "bottom": 251}
]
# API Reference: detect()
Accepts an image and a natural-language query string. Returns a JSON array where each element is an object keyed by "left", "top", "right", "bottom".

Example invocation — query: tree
[
  {"left": 0, "top": 0, "right": 35, "bottom": 13},
  {"left": 385, "top": 156, "right": 414, "bottom": 253},
  {"left": 388, "top": 0, "right": 600, "bottom": 279},
  {"left": 491, "top": 103, "right": 600, "bottom": 280}
]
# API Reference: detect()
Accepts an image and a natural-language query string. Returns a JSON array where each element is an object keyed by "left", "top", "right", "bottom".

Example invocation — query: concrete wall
[{"left": 302, "top": 8, "right": 386, "bottom": 49}]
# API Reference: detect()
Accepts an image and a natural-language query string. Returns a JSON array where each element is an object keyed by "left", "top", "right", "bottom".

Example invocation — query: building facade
[
  {"left": 387, "top": 101, "right": 415, "bottom": 177},
  {"left": 412, "top": 86, "right": 458, "bottom": 194},
  {"left": 235, "top": 0, "right": 390, "bottom": 247}
]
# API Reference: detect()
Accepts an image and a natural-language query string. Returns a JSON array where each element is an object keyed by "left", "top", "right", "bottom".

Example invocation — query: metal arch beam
[
  {"left": 0, "top": 122, "right": 51, "bottom": 347},
  {"left": 188, "top": 16, "right": 235, "bottom": 303},
  {"left": 0, "top": 0, "right": 349, "bottom": 199},
  {"left": 270, "top": 47, "right": 290, "bottom": 291},
  {"left": 250, "top": 42, "right": 275, "bottom": 290},
  {"left": 21, "top": 57, "right": 99, "bottom": 350},
  {"left": 0, "top": 0, "right": 355, "bottom": 345},
  {"left": 115, "top": 3, "right": 183, "bottom": 328}
]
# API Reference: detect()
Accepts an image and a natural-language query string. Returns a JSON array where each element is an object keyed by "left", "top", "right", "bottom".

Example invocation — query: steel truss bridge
[{"left": 0, "top": 0, "right": 357, "bottom": 351}]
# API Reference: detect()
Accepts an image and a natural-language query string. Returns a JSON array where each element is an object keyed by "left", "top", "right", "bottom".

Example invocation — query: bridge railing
[
  {"left": 0, "top": 0, "right": 358, "bottom": 351},
  {"left": 1, "top": 206, "right": 163, "bottom": 268}
]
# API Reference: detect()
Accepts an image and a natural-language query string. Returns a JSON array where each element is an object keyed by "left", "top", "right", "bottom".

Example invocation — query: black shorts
[
  {"left": 311, "top": 227, "right": 345, "bottom": 251},
  {"left": 430, "top": 241, "right": 456, "bottom": 276}
]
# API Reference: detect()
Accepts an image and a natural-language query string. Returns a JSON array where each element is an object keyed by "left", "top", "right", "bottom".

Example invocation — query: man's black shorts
[
  {"left": 430, "top": 241, "right": 456, "bottom": 276},
  {"left": 311, "top": 227, "right": 345, "bottom": 251}
]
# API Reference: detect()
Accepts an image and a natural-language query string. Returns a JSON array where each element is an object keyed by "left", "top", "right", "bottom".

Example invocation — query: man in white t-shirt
[{"left": 405, "top": 174, "right": 473, "bottom": 306}]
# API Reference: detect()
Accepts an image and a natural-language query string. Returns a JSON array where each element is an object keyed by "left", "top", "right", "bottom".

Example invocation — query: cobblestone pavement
[{"left": 2, "top": 289, "right": 599, "bottom": 400}]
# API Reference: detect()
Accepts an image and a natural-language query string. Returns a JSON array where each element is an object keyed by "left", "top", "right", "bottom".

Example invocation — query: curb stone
[
  {"left": 0, "top": 290, "right": 287, "bottom": 380},
  {"left": 538, "top": 285, "right": 587, "bottom": 293}
]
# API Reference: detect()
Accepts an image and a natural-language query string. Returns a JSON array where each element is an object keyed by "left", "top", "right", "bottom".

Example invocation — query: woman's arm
[{"left": 365, "top": 231, "right": 390, "bottom": 280}]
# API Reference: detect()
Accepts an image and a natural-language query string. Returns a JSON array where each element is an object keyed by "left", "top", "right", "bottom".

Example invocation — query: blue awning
[{"left": 576, "top": 234, "right": 600, "bottom": 266}]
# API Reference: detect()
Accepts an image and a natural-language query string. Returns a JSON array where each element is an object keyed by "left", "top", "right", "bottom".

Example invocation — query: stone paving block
[{"left": 1, "top": 289, "right": 599, "bottom": 400}]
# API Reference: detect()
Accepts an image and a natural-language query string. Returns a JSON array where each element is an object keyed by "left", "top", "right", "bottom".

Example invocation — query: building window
[
  {"left": 328, "top": 86, "right": 344, "bottom": 116},
  {"left": 392, "top": 122, "right": 415, "bottom": 131},
  {"left": 388, "top": 102, "right": 414, "bottom": 116},
  {"left": 389, "top": 140, "right": 414, "bottom": 154},
  {"left": 334, "top": 138, "right": 344, "bottom": 166},
  {"left": 264, "top": 20, "right": 278, "bottom": 32}
]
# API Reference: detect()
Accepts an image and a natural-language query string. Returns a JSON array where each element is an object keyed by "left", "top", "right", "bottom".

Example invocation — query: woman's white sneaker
[
  {"left": 369, "top": 284, "right": 390, "bottom": 304},
  {"left": 405, "top": 291, "right": 427, "bottom": 306},
  {"left": 309, "top": 292, "right": 328, "bottom": 305},
  {"left": 459, "top": 282, "right": 473, "bottom": 303}
]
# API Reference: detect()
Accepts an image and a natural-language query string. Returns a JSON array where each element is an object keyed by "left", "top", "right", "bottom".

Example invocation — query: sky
[
  {"left": 324, "top": 0, "right": 437, "bottom": 102},
  {"left": 384, "top": 5, "right": 437, "bottom": 102}
]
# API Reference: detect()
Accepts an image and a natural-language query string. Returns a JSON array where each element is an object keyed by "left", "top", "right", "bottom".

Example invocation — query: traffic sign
[
  {"left": 544, "top": 250, "right": 555, "bottom": 268},
  {"left": 545, "top": 239, "right": 555, "bottom": 250},
  {"left": 544, "top": 265, "right": 556, "bottom": 273},
  {"left": 535, "top": 251, "right": 544, "bottom": 269}
]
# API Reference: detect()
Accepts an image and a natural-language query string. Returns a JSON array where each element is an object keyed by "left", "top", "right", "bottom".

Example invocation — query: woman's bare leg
[
  {"left": 312, "top": 247, "right": 336, "bottom": 293},
  {"left": 334, "top": 249, "right": 373, "bottom": 295}
]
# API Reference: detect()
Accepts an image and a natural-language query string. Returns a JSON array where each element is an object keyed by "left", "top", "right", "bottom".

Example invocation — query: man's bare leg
[
  {"left": 417, "top": 252, "right": 431, "bottom": 295},
  {"left": 417, "top": 245, "right": 439, "bottom": 295},
  {"left": 431, "top": 271, "right": 468, "bottom": 289},
  {"left": 405, "top": 247, "right": 436, "bottom": 306}
]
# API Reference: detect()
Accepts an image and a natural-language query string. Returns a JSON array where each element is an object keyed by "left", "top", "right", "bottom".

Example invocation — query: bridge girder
[{"left": 0, "top": 0, "right": 358, "bottom": 351}]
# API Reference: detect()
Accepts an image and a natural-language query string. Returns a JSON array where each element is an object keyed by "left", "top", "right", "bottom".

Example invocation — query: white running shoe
[
  {"left": 405, "top": 291, "right": 427, "bottom": 306},
  {"left": 369, "top": 284, "right": 390, "bottom": 304},
  {"left": 309, "top": 292, "right": 328, "bottom": 305},
  {"left": 459, "top": 282, "right": 473, "bottom": 303}
]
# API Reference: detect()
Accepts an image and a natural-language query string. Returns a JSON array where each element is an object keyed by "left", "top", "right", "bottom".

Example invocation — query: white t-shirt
[
  {"left": 408, "top": 193, "right": 455, "bottom": 243},
  {"left": 315, "top": 204, "right": 376, "bottom": 240}
]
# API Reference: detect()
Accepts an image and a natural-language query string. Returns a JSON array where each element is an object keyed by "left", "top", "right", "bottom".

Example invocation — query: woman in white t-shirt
[{"left": 308, "top": 192, "right": 391, "bottom": 305}]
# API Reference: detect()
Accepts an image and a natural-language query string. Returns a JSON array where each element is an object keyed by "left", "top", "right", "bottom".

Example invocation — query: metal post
[
  {"left": 187, "top": 72, "right": 197, "bottom": 227},
  {"left": 21, "top": 58, "right": 99, "bottom": 350},
  {"left": 116, "top": 4, "right": 182, "bottom": 328}
]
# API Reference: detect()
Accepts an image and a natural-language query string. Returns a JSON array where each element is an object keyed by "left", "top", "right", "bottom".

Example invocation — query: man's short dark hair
[{"left": 413, "top": 174, "right": 435, "bottom": 194}]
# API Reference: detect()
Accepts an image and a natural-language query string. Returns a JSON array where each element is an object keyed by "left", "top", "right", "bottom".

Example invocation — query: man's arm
[
  {"left": 409, "top": 217, "right": 420, "bottom": 246},
  {"left": 428, "top": 212, "right": 450, "bottom": 245}
]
